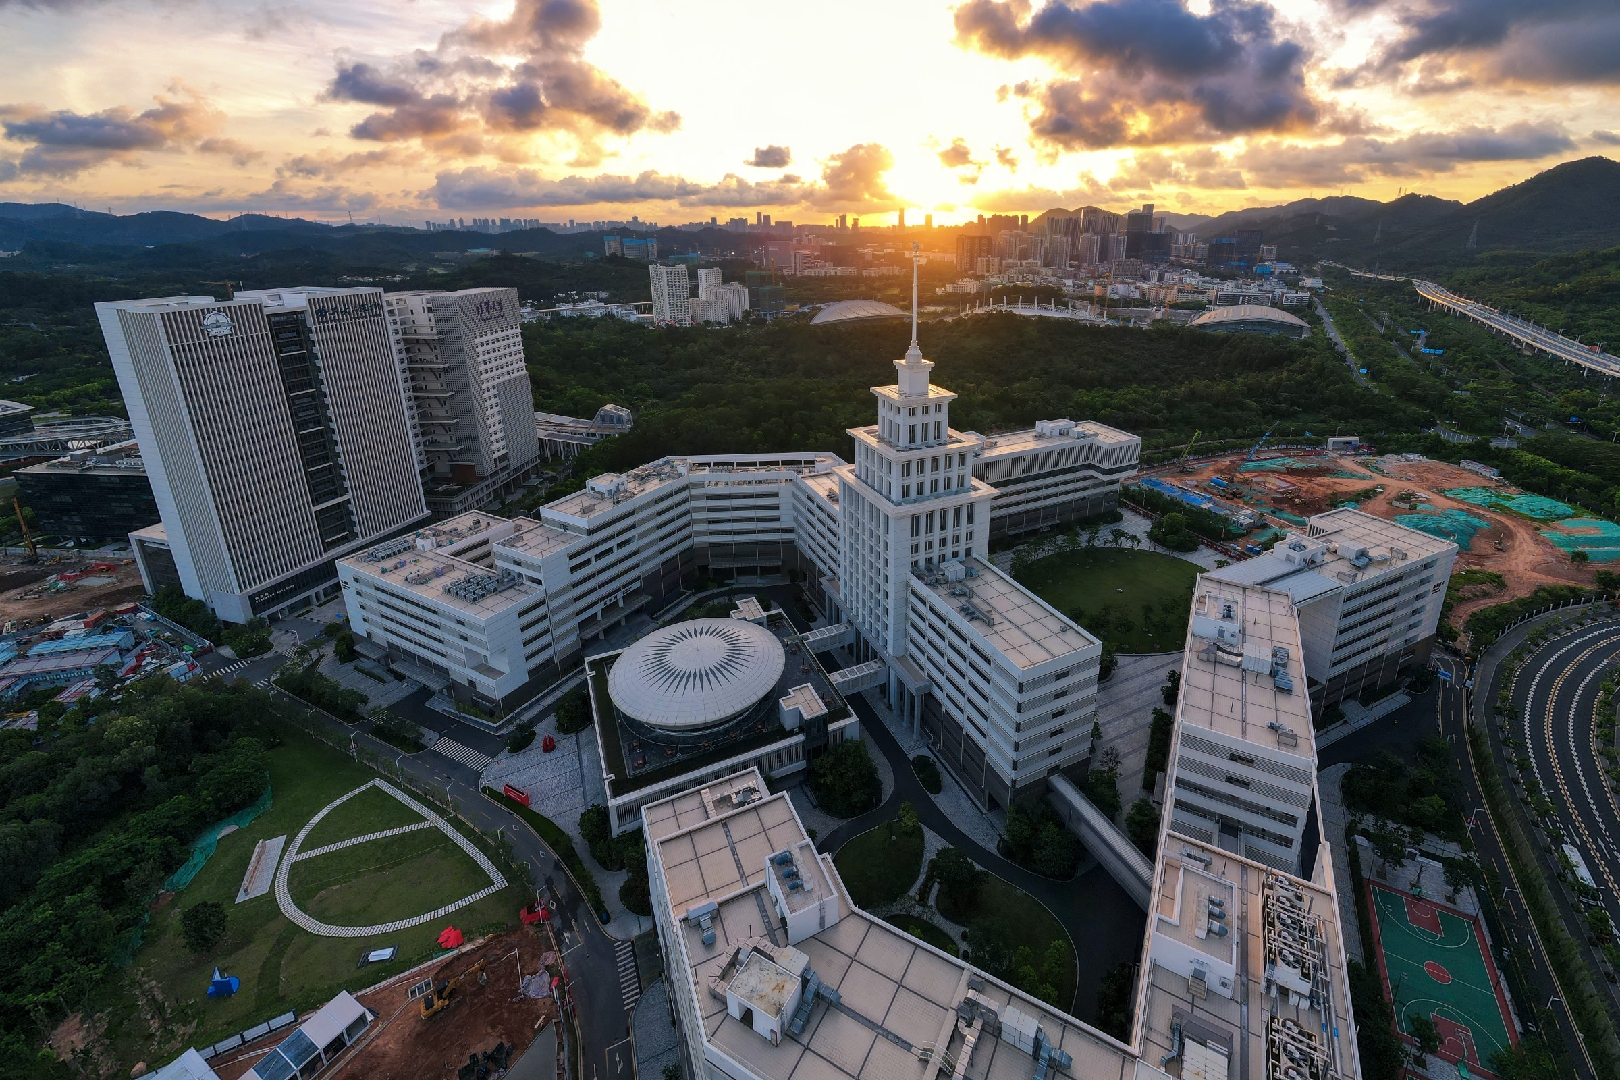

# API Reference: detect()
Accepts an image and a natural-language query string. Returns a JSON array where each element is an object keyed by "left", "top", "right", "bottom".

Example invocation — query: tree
[
  {"left": 1162, "top": 670, "right": 1181, "bottom": 707},
  {"left": 1126, "top": 798, "right": 1161, "bottom": 858},
  {"left": 1109, "top": 527, "right": 1130, "bottom": 548},
  {"left": 663, "top": 1064, "right": 683, "bottom": 1080},
  {"left": 928, "top": 847, "right": 985, "bottom": 920},
  {"left": 895, "top": 800, "right": 920, "bottom": 837},
  {"left": 1144, "top": 707, "right": 1174, "bottom": 786},
  {"left": 1085, "top": 767, "right": 1122, "bottom": 818},
  {"left": 555, "top": 687, "right": 594, "bottom": 734},
  {"left": 1407, "top": 1011, "right": 1440, "bottom": 1057},
  {"left": 1099, "top": 641, "right": 1117, "bottom": 681},
  {"left": 1572, "top": 549, "right": 1590, "bottom": 564},
  {"left": 181, "top": 901, "right": 228, "bottom": 953},
  {"left": 1148, "top": 512, "right": 1200, "bottom": 552},
  {"left": 911, "top": 755, "right": 943, "bottom": 794},
  {"left": 808, "top": 740, "right": 881, "bottom": 818}
]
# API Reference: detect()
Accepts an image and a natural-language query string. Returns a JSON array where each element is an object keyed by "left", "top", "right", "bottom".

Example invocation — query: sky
[{"left": 0, "top": 0, "right": 1616, "bottom": 224}]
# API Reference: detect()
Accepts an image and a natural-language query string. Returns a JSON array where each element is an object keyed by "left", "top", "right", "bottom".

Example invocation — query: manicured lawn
[
  {"left": 834, "top": 824, "right": 925, "bottom": 908},
  {"left": 300, "top": 782, "right": 427, "bottom": 849},
  {"left": 288, "top": 826, "right": 497, "bottom": 926},
  {"left": 1014, "top": 548, "right": 1201, "bottom": 653},
  {"left": 885, "top": 913, "right": 958, "bottom": 956},
  {"left": 107, "top": 728, "right": 519, "bottom": 1065}
]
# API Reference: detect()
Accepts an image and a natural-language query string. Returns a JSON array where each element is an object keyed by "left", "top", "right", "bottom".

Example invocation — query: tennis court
[{"left": 1367, "top": 881, "right": 1517, "bottom": 1077}]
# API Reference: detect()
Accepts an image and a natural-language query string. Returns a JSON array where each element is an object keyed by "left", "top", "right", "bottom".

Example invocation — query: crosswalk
[
  {"left": 614, "top": 939, "right": 641, "bottom": 1013},
  {"left": 430, "top": 737, "right": 493, "bottom": 772}
]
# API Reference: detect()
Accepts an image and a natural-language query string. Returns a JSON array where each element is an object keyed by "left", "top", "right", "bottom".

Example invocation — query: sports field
[{"left": 1367, "top": 881, "right": 1517, "bottom": 1076}]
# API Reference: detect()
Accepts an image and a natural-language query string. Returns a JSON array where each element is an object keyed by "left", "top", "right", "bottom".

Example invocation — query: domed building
[{"left": 588, "top": 599, "right": 858, "bottom": 833}]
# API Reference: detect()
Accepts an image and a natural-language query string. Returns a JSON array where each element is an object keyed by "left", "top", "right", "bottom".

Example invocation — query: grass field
[
  {"left": 104, "top": 728, "right": 520, "bottom": 1067},
  {"left": 289, "top": 826, "right": 498, "bottom": 927},
  {"left": 299, "top": 782, "right": 428, "bottom": 849},
  {"left": 1013, "top": 548, "right": 1201, "bottom": 653},
  {"left": 1368, "top": 882, "right": 1516, "bottom": 1075},
  {"left": 833, "top": 824, "right": 924, "bottom": 908}
]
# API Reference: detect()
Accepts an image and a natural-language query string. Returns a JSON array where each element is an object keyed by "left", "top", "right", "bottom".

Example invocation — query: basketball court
[{"left": 1366, "top": 881, "right": 1517, "bottom": 1077}]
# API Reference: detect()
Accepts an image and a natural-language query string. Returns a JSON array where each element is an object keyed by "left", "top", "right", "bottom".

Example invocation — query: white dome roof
[{"left": 607, "top": 618, "right": 786, "bottom": 730}]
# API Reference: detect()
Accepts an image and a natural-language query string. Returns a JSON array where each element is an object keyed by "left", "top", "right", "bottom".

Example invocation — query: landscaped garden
[
  {"left": 1012, "top": 548, "right": 1201, "bottom": 653},
  {"left": 113, "top": 729, "right": 520, "bottom": 1065},
  {"left": 833, "top": 803, "right": 924, "bottom": 908}
]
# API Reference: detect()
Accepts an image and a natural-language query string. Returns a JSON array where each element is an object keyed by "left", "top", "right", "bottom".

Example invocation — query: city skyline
[{"left": 1, "top": 0, "right": 1617, "bottom": 223}]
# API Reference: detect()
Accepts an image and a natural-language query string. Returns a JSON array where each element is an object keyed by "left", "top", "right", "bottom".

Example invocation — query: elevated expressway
[
  {"left": 1414, "top": 280, "right": 1620, "bottom": 377},
  {"left": 1505, "top": 621, "right": 1620, "bottom": 965}
]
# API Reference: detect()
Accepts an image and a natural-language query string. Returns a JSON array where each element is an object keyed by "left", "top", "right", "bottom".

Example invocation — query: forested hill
[
  {"left": 1193, "top": 157, "right": 1620, "bottom": 271},
  {"left": 526, "top": 313, "right": 1422, "bottom": 479}
]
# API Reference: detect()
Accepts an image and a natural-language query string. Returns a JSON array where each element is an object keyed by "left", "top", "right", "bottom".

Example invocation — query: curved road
[{"left": 818, "top": 684, "right": 1146, "bottom": 1023}]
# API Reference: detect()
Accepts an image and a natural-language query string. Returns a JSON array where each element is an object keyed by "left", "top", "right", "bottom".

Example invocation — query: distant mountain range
[{"left": 3, "top": 156, "right": 1617, "bottom": 270}]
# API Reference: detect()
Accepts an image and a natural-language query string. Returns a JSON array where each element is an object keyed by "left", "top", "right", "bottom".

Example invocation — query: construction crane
[
  {"left": 198, "top": 280, "right": 238, "bottom": 300},
  {"left": 420, "top": 958, "right": 487, "bottom": 1020},
  {"left": 1176, "top": 429, "right": 1202, "bottom": 473},
  {"left": 12, "top": 497, "right": 36, "bottom": 561},
  {"left": 1245, "top": 425, "right": 1276, "bottom": 463}
]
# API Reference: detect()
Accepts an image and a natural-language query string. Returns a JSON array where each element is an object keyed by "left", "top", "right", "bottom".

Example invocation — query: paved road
[
  {"left": 818, "top": 681, "right": 1146, "bottom": 1023},
  {"left": 1315, "top": 297, "right": 1370, "bottom": 387},
  {"left": 1438, "top": 650, "right": 1600, "bottom": 1080}
]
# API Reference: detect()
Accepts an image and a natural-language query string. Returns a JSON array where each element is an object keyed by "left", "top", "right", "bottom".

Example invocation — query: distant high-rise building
[
  {"left": 897, "top": 209, "right": 906, "bottom": 229},
  {"left": 98, "top": 288, "right": 427, "bottom": 622},
  {"left": 955, "top": 234, "right": 992, "bottom": 270},
  {"left": 650, "top": 264, "right": 692, "bottom": 326},
  {"left": 1076, "top": 233, "right": 1102, "bottom": 266},
  {"left": 924, "top": 214, "right": 932, "bottom": 228},
  {"left": 695, "top": 268, "right": 724, "bottom": 297},
  {"left": 384, "top": 288, "right": 540, "bottom": 511},
  {"left": 1108, "top": 233, "right": 1129, "bottom": 261}
]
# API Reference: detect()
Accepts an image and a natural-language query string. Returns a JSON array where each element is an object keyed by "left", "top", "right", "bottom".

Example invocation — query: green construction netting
[
  {"left": 1395, "top": 510, "right": 1491, "bottom": 548},
  {"left": 1272, "top": 510, "right": 1308, "bottom": 526},
  {"left": 1541, "top": 519, "right": 1620, "bottom": 562},
  {"left": 162, "top": 784, "right": 273, "bottom": 892},
  {"left": 1239, "top": 457, "right": 1364, "bottom": 478},
  {"left": 1442, "top": 487, "right": 1576, "bottom": 520}
]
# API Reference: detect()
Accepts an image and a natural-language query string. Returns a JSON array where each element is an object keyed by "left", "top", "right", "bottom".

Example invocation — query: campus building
[
  {"left": 15, "top": 438, "right": 159, "bottom": 541},
  {"left": 384, "top": 288, "right": 544, "bottom": 514},
  {"left": 99, "top": 288, "right": 429, "bottom": 622},
  {"left": 1206, "top": 508, "right": 1456, "bottom": 707}
]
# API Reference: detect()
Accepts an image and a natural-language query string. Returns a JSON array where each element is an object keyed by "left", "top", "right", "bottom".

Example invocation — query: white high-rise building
[
  {"left": 384, "top": 288, "right": 541, "bottom": 513},
  {"left": 694, "top": 268, "right": 723, "bottom": 296},
  {"left": 650, "top": 264, "right": 691, "bottom": 326},
  {"left": 99, "top": 288, "right": 428, "bottom": 622}
]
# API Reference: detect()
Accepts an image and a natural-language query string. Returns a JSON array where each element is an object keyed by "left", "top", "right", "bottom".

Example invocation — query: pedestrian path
[
  {"left": 431, "top": 737, "right": 494, "bottom": 771},
  {"left": 215, "top": 657, "right": 257, "bottom": 676},
  {"left": 614, "top": 938, "right": 641, "bottom": 1012}
]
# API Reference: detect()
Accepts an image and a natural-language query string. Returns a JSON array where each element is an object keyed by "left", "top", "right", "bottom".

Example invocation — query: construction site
[
  {"left": 1144, "top": 445, "right": 1599, "bottom": 626},
  {"left": 210, "top": 926, "right": 562, "bottom": 1080}
]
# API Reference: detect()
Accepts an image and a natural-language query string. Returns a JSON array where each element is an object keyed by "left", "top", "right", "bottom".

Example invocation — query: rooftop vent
[{"left": 685, "top": 900, "right": 718, "bottom": 946}]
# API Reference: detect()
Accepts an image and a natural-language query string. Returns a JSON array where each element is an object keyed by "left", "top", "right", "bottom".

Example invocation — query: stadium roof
[
  {"left": 1188, "top": 304, "right": 1309, "bottom": 331},
  {"left": 809, "top": 299, "right": 907, "bottom": 325},
  {"left": 608, "top": 618, "right": 785, "bottom": 730}
]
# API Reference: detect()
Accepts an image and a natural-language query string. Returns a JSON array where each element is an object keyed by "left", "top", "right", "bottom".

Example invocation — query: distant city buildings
[{"left": 15, "top": 438, "right": 158, "bottom": 541}]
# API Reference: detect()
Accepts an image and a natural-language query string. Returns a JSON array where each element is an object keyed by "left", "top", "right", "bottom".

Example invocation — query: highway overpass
[{"left": 1414, "top": 279, "right": 1620, "bottom": 378}]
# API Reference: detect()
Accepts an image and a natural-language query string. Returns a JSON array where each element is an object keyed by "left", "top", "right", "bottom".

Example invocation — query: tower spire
[{"left": 910, "top": 241, "right": 919, "bottom": 347}]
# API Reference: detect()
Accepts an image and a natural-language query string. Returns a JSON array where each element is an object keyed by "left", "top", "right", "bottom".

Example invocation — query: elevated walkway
[
  {"left": 829, "top": 659, "right": 886, "bottom": 696},
  {"left": 1047, "top": 773, "right": 1153, "bottom": 910},
  {"left": 801, "top": 622, "right": 854, "bottom": 652}
]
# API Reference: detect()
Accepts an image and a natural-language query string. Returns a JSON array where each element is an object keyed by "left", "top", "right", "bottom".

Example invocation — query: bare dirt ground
[
  {"left": 213, "top": 927, "right": 561, "bottom": 1080},
  {"left": 0, "top": 555, "right": 146, "bottom": 629},
  {"left": 1165, "top": 451, "right": 1593, "bottom": 626}
]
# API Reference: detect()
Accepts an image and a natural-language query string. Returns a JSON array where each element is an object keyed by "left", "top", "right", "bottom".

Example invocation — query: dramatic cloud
[
  {"left": 970, "top": 171, "right": 1114, "bottom": 211},
  {"left": 1344, "top": 0, "right": 1620, "bottom": 88},
  {"left": 1235, "top": 123, "right": 1577, "bottom": 186},
  {"left": 994, "top": 146, "right": 1019, "bottom": 170},
  {"left": 955, "top": 0, "right": 1353, "bottom": 148},
  {"left": 430, "top": 167, "right": 807, "bottom": 209},
  {"left": 0, "top": 88, "right": 259, "bottom": 178},
  {"left": 324, "top": 0, "right": 679, "bottom": 163},
  {"left": 276, "top": 148, "right": 406, "bottom": 179},
  {"left": 937, "top": 137, "right": 986, "bottom": 183},
  {"left": 812, "top": 142, "right": 897, "bottom": 208},
  {"left": 1591, "top": 130, "right": 1620, "bottom": 146},
  {"left": 746, "top": 145, "right": 791, "bottom": 167},
  {"left": 1109, "top": 149, "right": 1247, "bottom": 191},
  {"left": 429, "top": 141, "right": 899, "bottom": 211}
]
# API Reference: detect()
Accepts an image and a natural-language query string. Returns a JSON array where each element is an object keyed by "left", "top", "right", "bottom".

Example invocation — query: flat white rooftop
[
  {"left": 1180, "top": 578, "right": 1314, "bottom": 757},
  {"left": 339, "top": 545, "right": 533, "bottom": 618},
  {"left": 978, "top": 420, "right": 1138, "bottom": 459},
  {"left": 913, "top": 558, "right": 1098, "bottom": 672},
  {"left": 645, "top": 770, "right": 1140, "bottom": 1080}
]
